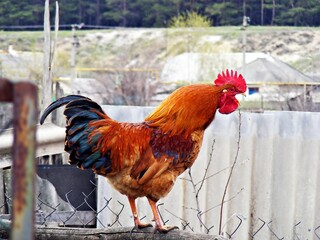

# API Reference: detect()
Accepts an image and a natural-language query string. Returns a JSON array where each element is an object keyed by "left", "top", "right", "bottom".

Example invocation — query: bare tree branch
[
  {"left": 199, "top": 188, "right": 244, "bottom": 216},
  {"left": 196, "top": 140, "right": 215, "bottom": 198},
  {"left": 182, "top": 139, "right": 215, "bottom": 233},
  {"left": 219, "top": 110, "right": 242, "bottom": 235},
  {"left": 194, "top": 159, "right": 248, "bottom": 187}
]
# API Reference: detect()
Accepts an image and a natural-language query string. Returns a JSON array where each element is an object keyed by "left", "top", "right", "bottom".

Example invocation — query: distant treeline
[{"left": 0, "top": 0, "right": 319, "bottom": 29}]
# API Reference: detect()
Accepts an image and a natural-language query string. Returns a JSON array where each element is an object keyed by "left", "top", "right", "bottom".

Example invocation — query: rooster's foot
[
  {"left": 155, "top": 225, "right": 179, "bottom": 233},
  {"left": 136, "top": 222, "right": 153, "bottom": 229}
]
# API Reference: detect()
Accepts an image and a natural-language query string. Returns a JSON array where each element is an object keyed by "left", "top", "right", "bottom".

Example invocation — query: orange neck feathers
[{"left": 145, "top": 84, "right": 229, "bottom": 137}]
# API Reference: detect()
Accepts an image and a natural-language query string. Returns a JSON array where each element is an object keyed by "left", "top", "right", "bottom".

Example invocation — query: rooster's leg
[
  {"left": 128, "top": 197, "right": 152, "bottom": 228},
  {"left": 147, "top": 198, "right": 179, "bottom": 233}
]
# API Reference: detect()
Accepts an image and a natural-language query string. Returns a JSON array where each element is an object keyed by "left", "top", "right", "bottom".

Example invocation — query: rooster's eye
[{"left": 222, "top": 89, "right": 228, "bottom": 93}]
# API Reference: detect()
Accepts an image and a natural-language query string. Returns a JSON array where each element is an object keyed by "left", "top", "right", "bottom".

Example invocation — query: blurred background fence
[{"left": 2, "top": 28, "right": 320, "bottom": 111}]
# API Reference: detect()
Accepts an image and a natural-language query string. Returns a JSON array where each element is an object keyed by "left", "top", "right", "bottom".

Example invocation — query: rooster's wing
[{"left": 130, "top": 129, "right": 204, "bottom": 185}]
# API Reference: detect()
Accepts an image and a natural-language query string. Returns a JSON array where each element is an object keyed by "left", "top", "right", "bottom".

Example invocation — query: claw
[
  {"left": 136, "top": 222, "right": 153, "bottom": 229},
  {"left": 155, "top": 225, "right": 179, "bottom": 233}
]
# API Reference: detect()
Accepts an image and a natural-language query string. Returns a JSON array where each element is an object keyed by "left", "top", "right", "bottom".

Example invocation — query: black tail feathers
[
  {"left": 39, "top": 95, "right": 109, "bottom": 172},
  {"left": 40, "top": 95, "right": 93, "bottom": 124}
]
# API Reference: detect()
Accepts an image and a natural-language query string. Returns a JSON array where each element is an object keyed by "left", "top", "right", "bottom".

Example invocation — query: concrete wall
[{"left": 97, "top": 106, "right": 320, "bottom": 239}]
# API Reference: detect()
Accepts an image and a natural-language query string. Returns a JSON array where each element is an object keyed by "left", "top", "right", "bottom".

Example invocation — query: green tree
[
  {"left": 0, "top": 0, "right": 43, "bottom": 26},
  {"left": 275, "top": 0, "right": 320, "bottom": 26},
  {"left": 1, "top": 0, "right": 320, "bottom": 28},
  {"left": 144, "top": 1, "right": 178, "bottom": 27},
  {"left": 205, "top": 1, "right": 242, "bottom": 26}
]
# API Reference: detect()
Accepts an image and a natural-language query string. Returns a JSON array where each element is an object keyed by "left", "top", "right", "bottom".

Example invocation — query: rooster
[{"left": 40, "top": 69, "right": 246, "bottom": 232}]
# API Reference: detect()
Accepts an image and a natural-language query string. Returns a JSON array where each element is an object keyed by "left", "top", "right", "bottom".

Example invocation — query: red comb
[{"left": 214, "top": 69, "right": 246, "bottom": 93}]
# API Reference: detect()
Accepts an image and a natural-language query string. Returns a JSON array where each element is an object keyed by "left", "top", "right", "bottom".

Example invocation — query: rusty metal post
[
  {"left": 0, "top": 78, "right": 13, "bottom": 232},
  {"left": 0, "top": 78, "right": 14, "bottom": 102},
  {"left": 10, "top": 82, "right": 37, "bottom": 240}
]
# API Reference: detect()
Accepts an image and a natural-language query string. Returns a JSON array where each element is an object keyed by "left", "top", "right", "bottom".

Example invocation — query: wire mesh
[{"left": 0, "top": 177, "right": 320, "bottom": 239}]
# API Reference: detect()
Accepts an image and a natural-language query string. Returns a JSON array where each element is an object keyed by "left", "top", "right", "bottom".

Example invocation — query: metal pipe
[
  {"left": 10, "top": 82, "right": 38, "bottom": 240},
  {"left": 0, "top": 78, "right": 13, "bottom": 102}
]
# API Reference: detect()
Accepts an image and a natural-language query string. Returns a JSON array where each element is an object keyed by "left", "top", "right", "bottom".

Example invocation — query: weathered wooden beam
[
  {"left": 0, "top": 226, "right": 227, "bottom": 240},
  {"left": 42, "top": 0, "right": 53, "bottom": 116},
  {"left": 0, "top": 169, "right": 4, "bottom": 214}
]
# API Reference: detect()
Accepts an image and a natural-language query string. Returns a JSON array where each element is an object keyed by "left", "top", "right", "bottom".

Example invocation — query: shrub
[{"left": 169, "top": 11, "right": 212, "bottom": 28}]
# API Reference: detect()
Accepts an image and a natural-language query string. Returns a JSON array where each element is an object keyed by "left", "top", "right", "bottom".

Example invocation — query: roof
[
  {"left": 238, "top": 57, "right": 319, "bottom": 85},
  {"left": 160, "top": 52, "right": 272, "bottom": 83}
]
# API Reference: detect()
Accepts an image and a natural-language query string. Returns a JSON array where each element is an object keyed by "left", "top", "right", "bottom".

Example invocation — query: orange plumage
[{"left": 40, "top": 69, "right": 246, "bottom": 232}]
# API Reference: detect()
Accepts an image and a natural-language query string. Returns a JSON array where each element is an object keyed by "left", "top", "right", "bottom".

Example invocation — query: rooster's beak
[{"left": 241, "top": 93, "right": 246, "bottom": 97}]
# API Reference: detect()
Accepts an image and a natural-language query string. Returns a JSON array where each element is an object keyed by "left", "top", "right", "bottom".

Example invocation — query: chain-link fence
[{"left": 1, "top": 181, "right": 320, "bottom": 239}]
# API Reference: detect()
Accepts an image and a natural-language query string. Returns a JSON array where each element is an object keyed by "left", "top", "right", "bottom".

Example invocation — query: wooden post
[
  {"left": 0, "top": 169, "right": 4, "bottom": 214},
  {"left": 42, "top": 0, "right": 59, "bottom": 119},
  {"left": 42, "top": 0, "right": 53, "bottom": 117}
]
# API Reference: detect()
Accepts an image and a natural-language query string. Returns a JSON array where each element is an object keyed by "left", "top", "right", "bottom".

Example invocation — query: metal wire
[{"left": 1, "top": 181, "right": 320, "bottom": 239}]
